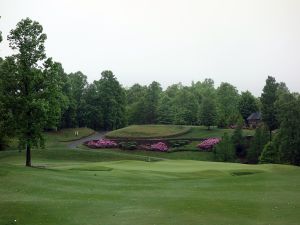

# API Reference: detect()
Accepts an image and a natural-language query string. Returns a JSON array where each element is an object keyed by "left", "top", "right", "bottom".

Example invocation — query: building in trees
[{"left": 247, "top": 112, "right": 262, "bottom": 128}]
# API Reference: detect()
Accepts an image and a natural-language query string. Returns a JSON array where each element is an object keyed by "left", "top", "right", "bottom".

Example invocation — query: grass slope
[
  {"left": 105, "top": 125, "right": 191, "bottom": 139},
  {"left": 106, "top": 125, "right": 254, "bottom": 140},
  {"left": 174, "top": 126, "right": 255, "bottom": 139},
  {"left": 6, "top": 128, "right": 95, "bottom": 150},
  {"left": 47, "top": 127, "right": 95, "bottom": 142}
]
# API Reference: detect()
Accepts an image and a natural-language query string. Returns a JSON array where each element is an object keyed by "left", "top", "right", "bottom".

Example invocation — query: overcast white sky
[{"left": 0, "top": 0, "right": 299, "bottom": 95}]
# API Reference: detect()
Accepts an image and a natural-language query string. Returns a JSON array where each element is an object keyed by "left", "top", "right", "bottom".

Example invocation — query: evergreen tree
[
  {"left": 238, "top": 91, "right": 258, "bottom": 124},
  {"left": 276, "top": 92, "right": 300, "bottom": 165},
  {"left": 214, "top": 133, "right": 235, "bottom": 162},
  {"left": 259, "top": 141, "right": 280, "bottom": 164},
  {"left": 96, "top": 70, "right": 126, "bottom": 130},
  {"left": 231, "top": 118, "right": 245, "bottom": 157},
  {"left": 261, "top": 76, "right": 279, "bottom": 140},
  {"left": 247, "top": 126, "right": 269, "bottom": 163}
]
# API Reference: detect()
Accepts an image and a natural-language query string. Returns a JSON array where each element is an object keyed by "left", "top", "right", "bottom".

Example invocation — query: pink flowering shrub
[
  {"left": 150, "top": 142, "right": 168, "bottom": 151},
  {"left": 197, "top": 138, "right": 221, "bottom": 150},
  {"left": 87, "top": 139, "right": 117, "bottom": 148}
]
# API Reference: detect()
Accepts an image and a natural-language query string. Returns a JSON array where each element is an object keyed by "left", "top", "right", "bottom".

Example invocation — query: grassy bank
[{"left": 106, "top": 125, "right": 191, "bottom": 139}]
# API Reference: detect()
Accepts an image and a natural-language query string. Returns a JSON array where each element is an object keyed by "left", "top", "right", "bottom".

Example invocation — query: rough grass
[
  {"left": 105, "top": 125, "right": 191, "bottom": 139},
  {"left": 46, "top": 127, "right": 95, "bottom": 142}
]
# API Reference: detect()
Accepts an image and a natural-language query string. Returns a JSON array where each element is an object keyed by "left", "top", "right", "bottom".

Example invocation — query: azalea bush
[
  {"left": 87, "top": 139, "right": 117, "bottom": 148},
  {"left": 198, "top": 138, "right": 221, "bottom": 150},
  {"left": 150, "top": 142, "right": 169, "bottom": 151}
]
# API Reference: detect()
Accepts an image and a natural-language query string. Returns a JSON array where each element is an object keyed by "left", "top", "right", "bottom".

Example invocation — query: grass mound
[
  {"left": 106, "top": 125, "right": 254, "bottom": 140},
  {"left": 106, "top": 125, "right": 191, "bottom": 139}
]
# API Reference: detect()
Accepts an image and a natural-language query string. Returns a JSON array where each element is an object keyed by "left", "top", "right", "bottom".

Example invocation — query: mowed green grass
[
  {"left": 1, "top": 148, "right": 300, "bottom": 225},
  {"left": 106, "top": 125, "right": 191, "bottom": 138},
  {"left": 1, "top": 128, "right": 299, "bottom": 225},
  {"left": 174, "top": 126, "right": 255, "bottom": 139}
]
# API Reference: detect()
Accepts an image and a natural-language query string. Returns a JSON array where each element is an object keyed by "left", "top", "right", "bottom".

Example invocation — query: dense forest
[{"left": 0, "top": 18, "right": 300, "bottom": 166}]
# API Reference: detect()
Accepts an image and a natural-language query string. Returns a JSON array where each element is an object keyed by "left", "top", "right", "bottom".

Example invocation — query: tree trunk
[
  {"left": 269, "top": 130, "right": 272, "bottom": 141},
  {"left": 26, "top": 143, "right": 31, "bottom": 167}
]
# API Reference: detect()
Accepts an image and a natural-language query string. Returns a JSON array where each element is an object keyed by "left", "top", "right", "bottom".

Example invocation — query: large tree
[
  {"left": 276, "top": 92, "right": 300, "bottom": 165},
  {"left": 261, "top": 76, "right": 278, "bottom": 140},
  {"left": 238, "top": 91, "right": 258, "bottom": 123},
  {"left": 125, "top": 84, "right": 147, "bottom": 124},
  {"left": 157, "top": 94, "right": 175, "bottom": 124},
  {"left": 82, "top": 83, "right": 103, "bottom": 130},
  {"left": 95, "top": 70, "right": 126, "bottom": 130},
  {"left": 191, "top": 78, "right": 216, "bottom": 105},
  {"left": 144, "top": 81, "right": 162, "bottom": 124},
  {"left": 198, "top": 96, "right": 217, "bottom": 130},
  {"left": 60, "top": 71, "right": 88, "bottom": 128},
  {"left": 216, "top": 82, "right": 240, "bottom": 127},
  {"left": 0, "top": 18, "right": 65, "bottom": 166},
  {"left": 173, "top": 87, "right": 199, "bottom": 125},
  {"left": 0, "top": 28, "right": 13, "bottom": 149},
  {"left": 0, "top": 61, "right": 15, "bottom": 150}
]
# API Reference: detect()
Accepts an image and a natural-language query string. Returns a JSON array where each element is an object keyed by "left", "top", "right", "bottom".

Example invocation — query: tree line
[{"left": 0, "top": 18, "right": 299, "bottom": 166}]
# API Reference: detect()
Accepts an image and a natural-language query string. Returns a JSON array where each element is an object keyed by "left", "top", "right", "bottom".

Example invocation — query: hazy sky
[{"left": 1, "top": 0, "right": 299, "bottom": 95}]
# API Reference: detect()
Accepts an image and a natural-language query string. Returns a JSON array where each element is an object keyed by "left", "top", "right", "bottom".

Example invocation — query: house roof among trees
[{"left": 247, "top": 112, "right": 261, "bottom": 121}]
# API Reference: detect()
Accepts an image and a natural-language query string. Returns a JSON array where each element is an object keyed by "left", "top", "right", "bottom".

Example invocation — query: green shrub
[
  {"left": 231, "top": 119, "right": 246, "bottom": 157},
  {"left": 169, "top": 140, "right": 189, "bottom": 148},
  {"left": 247, "top": 126, "right": 269, "bottom": 163},
  {"left": 213, "top": 133, "right": 235, "bottom": 162},
  {"left": 119, "top": 141, "right": 137, "bottom": 150},
  {"left": 259, "top": 141, "right": 280, "bottom": 164}
]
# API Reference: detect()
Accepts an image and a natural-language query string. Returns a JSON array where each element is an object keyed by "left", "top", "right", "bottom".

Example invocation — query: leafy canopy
[{"left": 0, "top": 18, "right": 65, "bottom": 165}]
